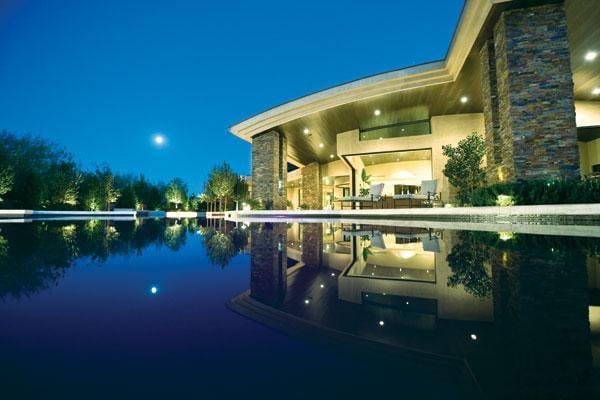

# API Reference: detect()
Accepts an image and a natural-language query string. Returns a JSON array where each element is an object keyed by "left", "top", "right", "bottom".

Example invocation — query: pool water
[{"left": 0, "top": 218, "right": 598, "bottom": 399}]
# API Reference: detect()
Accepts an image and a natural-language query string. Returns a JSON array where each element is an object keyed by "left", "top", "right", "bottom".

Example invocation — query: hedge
[{"left": 470, "top": 178, "right": 600, "bottom": 206}]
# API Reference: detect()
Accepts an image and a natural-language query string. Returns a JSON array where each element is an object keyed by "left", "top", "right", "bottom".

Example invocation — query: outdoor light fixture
[
  {"left": 379, "top": 320, "right": 385, "bottom": 327},
  {"left": 331, "top": 273, "right": 335, "bottom": 277},
  {"left": 470, "top": 333, "right": 478, "bottom": 340},
  {"left": 593, "top": 87, "right": 600, "bottom": 95},
  {"left": 585, "top": 51, "right": 597, "bottom": 61},
  {"left": 304, "top": 299, "right": 310, "bottom": 304},
  {"left": 320, "top": 284, "right": 324, "bottom": 288},
  {"left": 374, "top": 109, "right": 381, "bottom": 116},
  {"left": 303, "top": 128, "right": 310, "bottom": 135},
  {"left": 460, "top": 96, "right": 468, "bottom": 104}
]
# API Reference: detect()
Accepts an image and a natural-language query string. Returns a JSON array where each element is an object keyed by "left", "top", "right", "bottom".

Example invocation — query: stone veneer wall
[
  {"left": 301, "top": 223, "right": 323, "bottom": 268},
  {"left": 301, "top": 162, "right": 322, "bottom": 210},
  {"left": 479, "top": 39, "right": 504, "bottom": 183},
  {"left": 251, "top": 130, "right": 287, "bottom": 209},
  {"left": 493, "top": 2, "right": 579, "bottom": 181},
  {"left": 250, "top": 223, "right": 287, "bottom": 306}
]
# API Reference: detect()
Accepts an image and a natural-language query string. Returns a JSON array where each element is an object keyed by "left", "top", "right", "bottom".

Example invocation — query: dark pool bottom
[{"left": 0, "top": 218, "right": 598, "bottom": 398}]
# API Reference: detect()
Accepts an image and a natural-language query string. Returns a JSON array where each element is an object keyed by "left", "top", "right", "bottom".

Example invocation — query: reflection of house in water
[{"left": 237, "top": 222, "right": 600, "bottom": 398}]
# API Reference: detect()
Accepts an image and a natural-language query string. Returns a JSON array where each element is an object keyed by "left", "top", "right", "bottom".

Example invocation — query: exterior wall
[
  {"left": 338, "top": 113, "right": 484, "bottom": 203},
  {"left": 578, "top": 138, "right": 600, "bottom": 176},
  {"left": 251, "top": 130, "right": 287, "bottom": 210},
  {"left": 575, "top": 101, "right": 600, "bottom": 127},
  {"left": 492, "top": 2, "right": 579, "bottom": 181},
  {"left": 300, "top": 162, "right": 322, "bottom": 209}
]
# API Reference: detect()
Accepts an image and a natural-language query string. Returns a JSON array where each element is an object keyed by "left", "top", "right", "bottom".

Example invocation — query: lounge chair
[
  {"left": 393, "top": 180, "right": 438, "bottom": 208},
  {"left": 335, "top": 183, "right": 385, "bottom": 210}
]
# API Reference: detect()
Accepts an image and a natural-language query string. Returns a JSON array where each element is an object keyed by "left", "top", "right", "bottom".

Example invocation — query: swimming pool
[{"left": 0, "top": 218, "right": 598, "bottom": 398}]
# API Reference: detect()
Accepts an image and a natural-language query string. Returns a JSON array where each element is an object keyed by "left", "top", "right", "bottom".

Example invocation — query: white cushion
[
  {"left": 420, "top": 180, "right": 437, "bottom": 195},
  {"left": 370, "top": 183, "right": 385, "bottom": 197},
  {"left": 392, "top": 194, "right": 428, "bottom": 200}
]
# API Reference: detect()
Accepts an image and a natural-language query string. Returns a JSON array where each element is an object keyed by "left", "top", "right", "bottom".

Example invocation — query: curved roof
[{"left": 230, "top": 0, "right": 512, "bottom": 141}]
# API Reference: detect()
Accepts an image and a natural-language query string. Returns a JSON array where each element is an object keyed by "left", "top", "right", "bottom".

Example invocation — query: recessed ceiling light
[
  {"left": 303, "top": 128, "right": 310, "bottom": 134},
  {"left": 319, "top": 143, "right": 324, "bottom": 148},
  {"left": 593, "top": 87, "right": 600, "bottom": 95},
  {"left": 374, "top": 109, "right": 381, "bottom": 116},
  {"left": 585, "top": 51, "right": 598, "bottom": 61},
  {"left": 460, "top": 96, "right": 468, "bottom": 104},
  {"left": 330, "top": 154, "right": 334, "bottom": 158}
]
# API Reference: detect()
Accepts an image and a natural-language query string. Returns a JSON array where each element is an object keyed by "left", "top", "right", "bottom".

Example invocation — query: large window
[{"left": 359, "top": 119, "right": 431, "bottom": 141}]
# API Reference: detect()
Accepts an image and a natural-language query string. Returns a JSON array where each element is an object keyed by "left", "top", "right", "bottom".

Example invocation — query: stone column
[
  {"left": 301, "top": 223, "right": 323, "bottom": 268},
  {"left": 250, "top": 223, "right": 287, "bottom": 306},
  {"left": 251, "top": 130, "right": 287, "bottom": 210},
  {"left": 492, "top": 2, "right": 579, "bottom": 181},
  {"left": 300, "top": 162, "right": 322, "bottom": 210},
  {"left": 479, "top": 39, "right": 504, "bottom": 183}
]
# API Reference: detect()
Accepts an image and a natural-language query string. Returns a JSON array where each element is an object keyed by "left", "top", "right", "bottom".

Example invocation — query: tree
[
  {"left": 165, "top": 178, "right": 187, "bottom": 209},
  {"left": 207, "top": 163, "right": 238, "bottom": 211},
  {"left": 442, "top": 132, "right": 486, "bottom": 205},
  {"left": 232, "top": 176, "right": 249, "bottom": 210},
  {"left": 0, "top": 165, "right": 13, "bottom": 203},
  {"left": 446, "top": 231, "right": 493, "bottom": 298},
  {"left": 116, "top": 184, "right": 138, "bottom": 209}
]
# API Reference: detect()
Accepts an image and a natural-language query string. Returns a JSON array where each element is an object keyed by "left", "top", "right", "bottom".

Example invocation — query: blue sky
[{"left": 0, "top": 0, "right": 463, "bottom": 193}]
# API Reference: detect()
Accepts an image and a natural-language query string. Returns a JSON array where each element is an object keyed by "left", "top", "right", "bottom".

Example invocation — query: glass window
[{"left": 359, "top": 119, "right": 431, "bottom": 141}]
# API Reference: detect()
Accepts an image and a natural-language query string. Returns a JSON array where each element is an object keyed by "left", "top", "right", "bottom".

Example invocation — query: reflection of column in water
[
  {"left": 301, "top": 223, "right": 323, "bottom": 268},
  {"left": 489, "top": 235, "right": 593, "bottom": 399},
  {"left": 250, "top": 223, "right": 287, "bottom": 306}
]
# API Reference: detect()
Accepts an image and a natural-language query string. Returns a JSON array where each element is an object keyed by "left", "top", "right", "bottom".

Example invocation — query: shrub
[{"left": 471, "top": 178, "right": 600, "bottom": 206}]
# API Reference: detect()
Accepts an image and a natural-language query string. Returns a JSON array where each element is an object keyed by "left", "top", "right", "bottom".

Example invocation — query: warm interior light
[
  {"left": 374, "top": 109, "right": 381, "bottom": 116},
  {"left": 460, "top": 96, "right": 468, "bottom": 104},
  {"left": 585, "top": 51, "right": 598, "bottom": 61}
]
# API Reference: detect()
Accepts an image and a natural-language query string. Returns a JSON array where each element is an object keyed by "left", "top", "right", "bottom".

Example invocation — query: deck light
[
  {"left": 379, "top": 320, "right": 385, "bottom": 327},
  {"left": 304, "top": 299, "right": 310, "bottom": 304},
  {"left": 374, "top": 109, "right": 381, "bottom": 116},
  {"left": 319, "top": 143, "right": 324, "bottom": 148},
  {"left": 303, "top": 128, "right": 310, "bottom": 135},
  {"left": 406, "top": 301, "right": 409, "bottom": 305},
  {"left": 470, "top": 333, "right": 478, "bottom": 340},
  {"left": 460, "top": 96, "right": 468, "bottom": 104},
  {"left": 585, "top": 51, "right": 597, "bottom": 61},
  {"left": 593, "top": 87, "right": 600, "bottom": 95}
]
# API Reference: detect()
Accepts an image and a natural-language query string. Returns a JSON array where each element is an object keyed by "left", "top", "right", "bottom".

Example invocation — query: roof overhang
[{"left": 229, "top": 0, "right": 513, "bottom": 142}]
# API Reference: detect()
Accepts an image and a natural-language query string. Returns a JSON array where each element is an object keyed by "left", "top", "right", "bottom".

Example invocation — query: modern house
[{"left": 229, "top": 0, "right": 600, "bottom": 210}]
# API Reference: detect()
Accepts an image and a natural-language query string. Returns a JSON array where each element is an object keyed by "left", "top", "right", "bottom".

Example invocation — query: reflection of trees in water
[
  {"left": 0, "top": 219, "right": 189, "bottom": 300},
  {"left": 446, "top": 231, "right": 494, "bottom": 298},
  {"left": 203, "top": 225, "right": 248, "bottom": 268}
]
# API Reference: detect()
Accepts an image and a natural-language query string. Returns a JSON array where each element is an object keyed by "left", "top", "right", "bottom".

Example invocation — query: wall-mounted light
[{"left": 585, "top": 51, "right": 597, "bottom": 61}]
